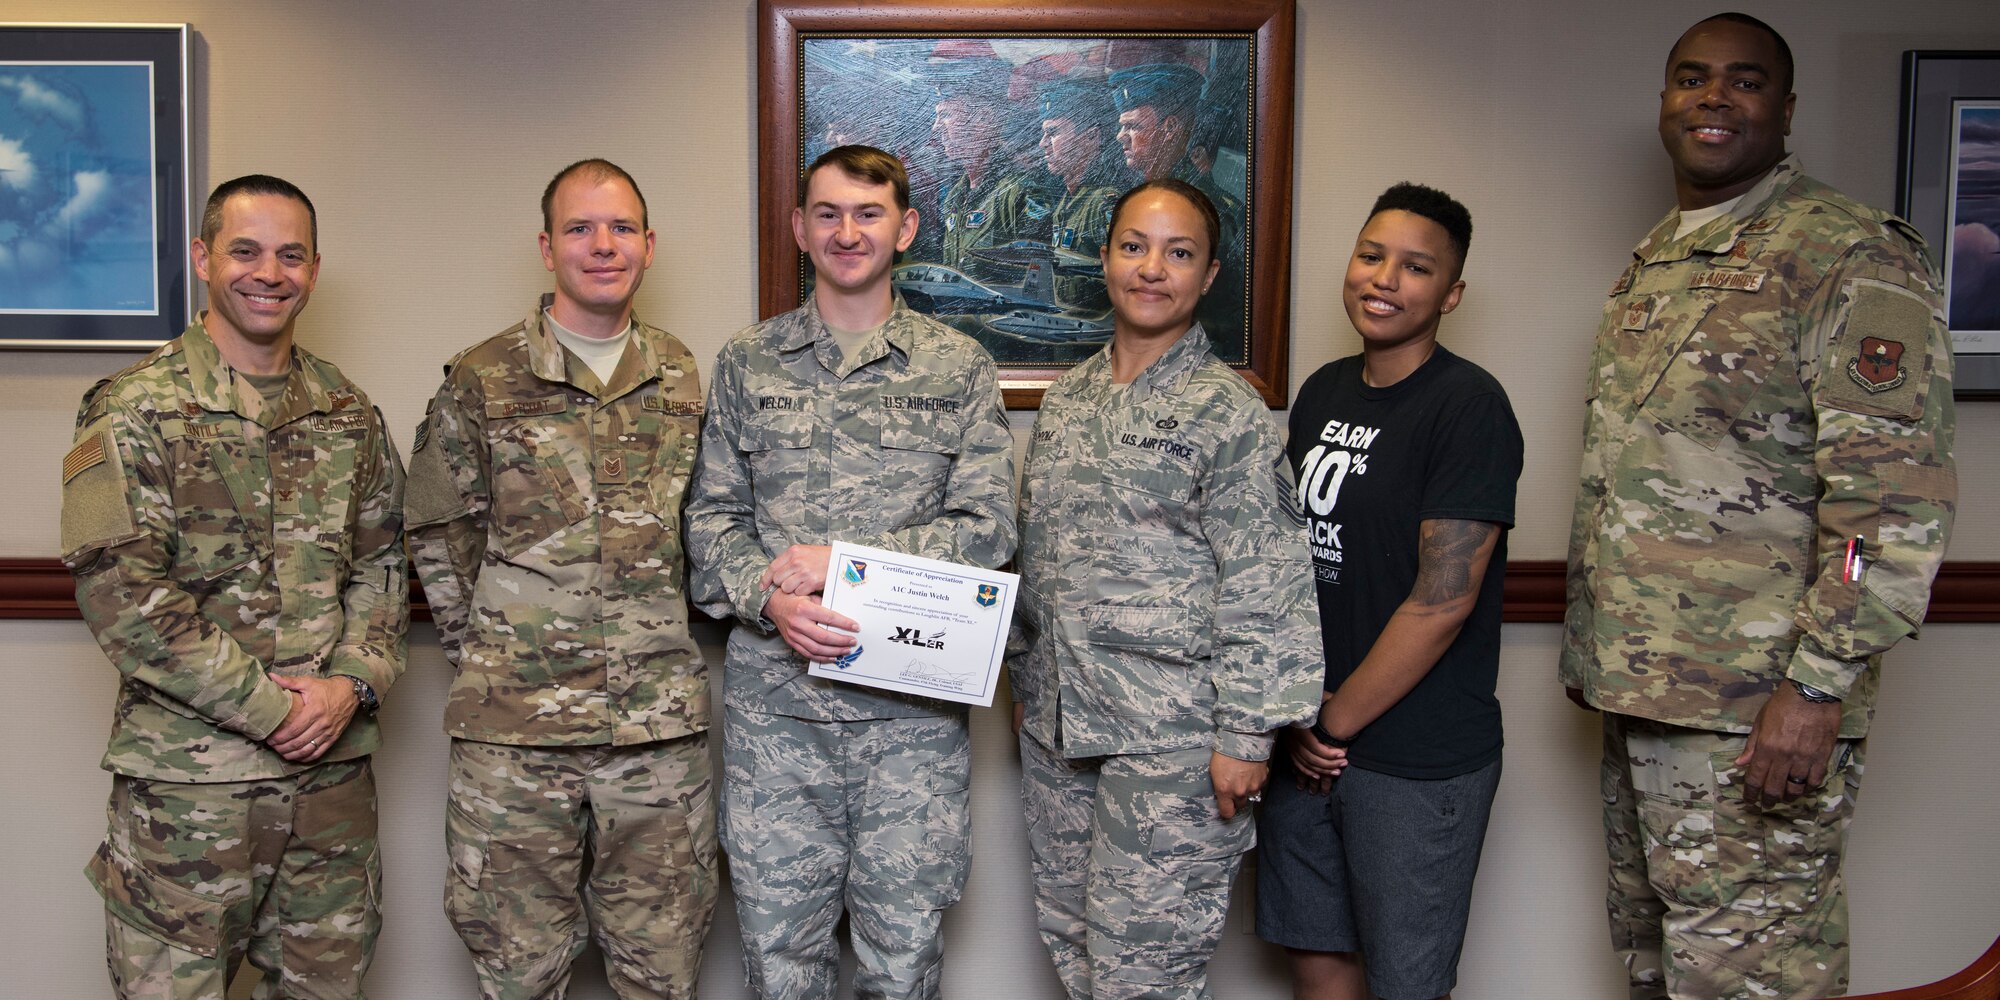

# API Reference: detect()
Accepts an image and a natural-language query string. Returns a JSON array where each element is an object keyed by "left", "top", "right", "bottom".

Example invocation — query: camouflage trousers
[
  {"left": 720, "top": 707, "right": 972, "bottom": 999},
  {"left": 1020, "top": 730, "right": 1253, "bottom": 1000},
  {"left": 1601, "top": 713, "right": 1863, "bottom": 1000},
  {"left": 444, "top": 735, "right": 718, "bottom": 1000},
  {"left": 86, "top": 759, "right": 380, "bottom": 1000}
]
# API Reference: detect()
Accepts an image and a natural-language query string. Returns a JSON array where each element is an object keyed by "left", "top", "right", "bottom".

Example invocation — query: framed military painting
[
  {"left": 0, "top": 23, "right": 192, "bottom": 350},
  {"left": 1898, "top": 50, "right": 2000, "bottom": 398},
  {"left": 757, "top": 0, "right": 1297, "bottom": 407}
]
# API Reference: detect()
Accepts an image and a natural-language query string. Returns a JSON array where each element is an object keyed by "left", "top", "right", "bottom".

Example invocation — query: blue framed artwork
[
  {"left": 0, "top": 23, "right": 190, "bottom": 350},
  {"left": 1898, "top": 50, "right": 2000, "bottom": 398}
]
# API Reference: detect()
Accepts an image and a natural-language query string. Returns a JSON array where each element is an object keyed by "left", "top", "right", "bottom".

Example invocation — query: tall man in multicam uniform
[
  {"left": 61, "top": 174, "right": 407, "bottom": 999},
  {"left": 404, "top": 159, "right": 714, "bottom": 998},
  {"left": 1563, "top": 14, "right": 1957, "bottom": 999},
  {"left": 686, "top": 144, "right": 1016, "bottom": 999}
]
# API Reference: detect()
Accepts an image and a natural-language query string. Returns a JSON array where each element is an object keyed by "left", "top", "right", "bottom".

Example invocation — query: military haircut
[
  {"left": 1681, "top": 11, "right": 1794, "bottom": 94},
  {"left": 541, "top": 158, "right": 649, "bottom": 233},
  {"left": 1108, "top": 178, "right": 1220, "bottom": 263},
  {"left": 803, "top": 144, "right": 911, "bottom": 213},
  {"left": 201, "top": 174, "right": 318, "bottom": 252},
  {"left": 1368, "top": 182, "right": 1473, "bottom": 277}
]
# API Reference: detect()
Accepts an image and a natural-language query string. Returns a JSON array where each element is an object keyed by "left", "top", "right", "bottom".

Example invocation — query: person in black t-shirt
[{"left": 1255, "top": 183, "right": 1523, "bottom": 1000}]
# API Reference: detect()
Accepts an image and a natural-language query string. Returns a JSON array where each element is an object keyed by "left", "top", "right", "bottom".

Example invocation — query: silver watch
[{"left": 1790, "top": 679, "right": 1839, "bottom": 704}]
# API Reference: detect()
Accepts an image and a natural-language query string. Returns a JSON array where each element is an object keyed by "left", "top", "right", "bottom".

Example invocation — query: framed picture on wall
[
  {"left": 0, "top": 22, "right": 191, "bottom": 350},
  {"left": 1897, "top": 50, "right": 2000, "bottom": 398},
  {"left": 757, "top": 0, "right": 1297, "bottom": 408}
]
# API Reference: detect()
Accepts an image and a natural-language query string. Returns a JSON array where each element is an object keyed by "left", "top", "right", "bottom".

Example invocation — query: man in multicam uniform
[
  {"left": 685, "top": 145, "right": 1015, "bottom": 999},
  {"left": 60, "top": 174, "right": 407, "bottom": 999},
  {"left": 404, "top": 159, "right": 713, "bottom": 999},
  {"left": 1009, "top": 179, "right": 1321, "bottom": 999},
  {"left": 1563, "top": 15, "right": 1957, "bottom": 1000}
]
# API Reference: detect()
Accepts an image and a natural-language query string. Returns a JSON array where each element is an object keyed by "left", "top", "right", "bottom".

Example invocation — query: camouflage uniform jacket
[
  {"left": 1561, "top": 157, "right": 1957, "bottom": 738},
  {"left": 60, "top": 321, "right": 408, "bottom": 782},
  {"left": 405, "top": 296, "right": 707, "bottom": 746},
  {"left": 685, "top": 294, "right": 1017, "bottom": 722},
  {"left": 1011, "top": 326, "right": 1321, "bottom": 761}
]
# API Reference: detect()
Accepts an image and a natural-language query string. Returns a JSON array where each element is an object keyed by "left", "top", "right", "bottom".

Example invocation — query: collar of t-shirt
[
  {"left": 240, "top": 368, "right": 291, "bottom": 410},
  {"left": 544, "top": 308, "right": 633, "bottom": 385},
  {"left": 823, "top": 319, "right": 885, "bottom": 366},
  {"left": 1673, "top": 192, "right": 1749, "bottom": 241}
]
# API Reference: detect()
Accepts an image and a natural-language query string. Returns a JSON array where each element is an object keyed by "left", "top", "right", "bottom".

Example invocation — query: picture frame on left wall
[{"left": 0, "top": 23, "right": 190, "bottom": 350}]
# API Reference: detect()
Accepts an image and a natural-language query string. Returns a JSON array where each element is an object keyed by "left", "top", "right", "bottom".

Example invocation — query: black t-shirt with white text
[{"left": 1288, "top": 347, "right": 1523, "bottom": 778}]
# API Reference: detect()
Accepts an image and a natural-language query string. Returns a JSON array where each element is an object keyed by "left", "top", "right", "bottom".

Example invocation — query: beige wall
[{"left": 2, "top": 1, "right": 1996, "bottom": 996}]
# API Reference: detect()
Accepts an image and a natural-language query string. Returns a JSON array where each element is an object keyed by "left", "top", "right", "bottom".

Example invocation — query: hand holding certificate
[{"left": 807, "top": 541, "right": 1018, "bottom": 707}]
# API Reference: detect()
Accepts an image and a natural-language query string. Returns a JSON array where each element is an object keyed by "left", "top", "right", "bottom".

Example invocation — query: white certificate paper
[{"left": 807, "top": 541, "right": 1019, "bottom": 707}]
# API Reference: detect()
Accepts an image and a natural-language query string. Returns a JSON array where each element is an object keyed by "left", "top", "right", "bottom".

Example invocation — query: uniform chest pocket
[
  {"left": 1095, "top": 448, "right": 1198, "bottom": 528},
  {"left": 166, "top": 428, "right": 261, "bottom": 581},
  {"left": 879, "top": 409, "right": 961, "bottom": 507},
  {"left": 739, "top": 411, "right": 814, "bottom": 525},
  {"left": 286, "top": 416, "right": 369, "bottom": 558},
  {"left": 483, "top": 396, "right": 588, "bottom": 557},
  {"left": 1640, "top": 292, "right": 1789, "bottom": 450}
]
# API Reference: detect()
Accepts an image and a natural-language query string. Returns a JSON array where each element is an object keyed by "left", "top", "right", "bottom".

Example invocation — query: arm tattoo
[{"left": 1411, "top": 519, "right": 1498, "bottom": 607}]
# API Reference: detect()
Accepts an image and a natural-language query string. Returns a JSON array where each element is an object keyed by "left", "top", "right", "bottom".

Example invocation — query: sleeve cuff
[
  {"left": 1214, "top": 728, "right": 1274, "bottom": 762},
  {"left": 234, "top": 680, "right": 296, "bottom": 742},
  {"left": 1787, "top": 638, "right": 1866, "bottom": 700}
]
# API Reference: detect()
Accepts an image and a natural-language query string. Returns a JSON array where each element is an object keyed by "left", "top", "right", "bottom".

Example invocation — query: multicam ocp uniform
[
  {"left": 1562, "top": 157, "right": 1957, "bottom": 1000},
  {"left": 405, "top": 296, "right": 714, "bottom": 999},
  {"left": 684, "top": 294, "right": 1016, "bottom": 999},
  {"left": 60, "top": 321, "right": 408, "bottom": 999},
  {"left": 1011, "top": 325, "right": 1321, "bottom": 999}
]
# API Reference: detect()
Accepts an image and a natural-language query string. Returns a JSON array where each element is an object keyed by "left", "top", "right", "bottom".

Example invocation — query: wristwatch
[
  {"left": 346, "top": 676, "right": 380, "bottom": 715},
  {"left": 1790, "top": 679, "right": 1840, "bottom": 704}
]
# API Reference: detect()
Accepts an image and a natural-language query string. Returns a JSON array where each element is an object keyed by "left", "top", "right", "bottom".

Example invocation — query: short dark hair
[
  {"left": 1107, "top": 178, "right": 1221, "bottom": 263},
  {"left": 541, "top": 159, "right": 648, "bottom": 234},
  {"left": 1367, "top": 182, "right": 1473, "bottom": 275},
  {"left": 802, "top": 144, "right": 911, "bottom": 212},
  {"left": 1686, "top": 12, "right": 1794, "bottom": 94},
  {"left": 201, "top": 174, "right": 317, "bottom": 251}
]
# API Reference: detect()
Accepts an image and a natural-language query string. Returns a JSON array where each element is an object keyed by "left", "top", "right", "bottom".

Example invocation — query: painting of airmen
[{"left": 799, "top": 35, "right": 1252, "bottom": 370}]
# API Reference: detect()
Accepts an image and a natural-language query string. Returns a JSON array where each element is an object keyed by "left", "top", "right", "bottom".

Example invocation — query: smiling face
[
  {"left": 191, "top": 192, "right": 319, "bottom": 351},
  {"left": 1343, "top": 209, "right": 1465, "bottom": 355},
  {"left": 539, "top": 173, "right": 654, "bottom": 331},
  {"left": 1101, "top": 187, "right": 1219, "bottom": 341},
  {"left": 792, "top": 163, "right": 918, "bottom": 300},
  {"left": 1658, "top": 18, "right": 1795, "bottom": 209}
]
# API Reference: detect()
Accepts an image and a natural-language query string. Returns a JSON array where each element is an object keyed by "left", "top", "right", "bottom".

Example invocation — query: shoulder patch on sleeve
[
  {"left": 60, "top": 423, "right": 138, "bottom": 563},
  {"left": 1818, "top": 282, "right": 1937, "bottom": 421},
  {"left": 402, "top": 412, "right": 466, "bottom": 528}
]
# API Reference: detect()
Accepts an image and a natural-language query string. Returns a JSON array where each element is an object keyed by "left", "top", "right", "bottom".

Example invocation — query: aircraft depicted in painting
[
  {"left": 892, "top": 261, "right": 1065, "bottom": 316},
  {"left": 968, "top": 239, "right": 1104, "bottom": 278},
  {"left": 985, "top": 308, "right": 1112, "bottom": 341}
]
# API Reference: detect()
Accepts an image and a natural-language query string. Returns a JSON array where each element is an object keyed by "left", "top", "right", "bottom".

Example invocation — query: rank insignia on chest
[
  {"left": 1619, "top": 298, "right": 1652, "bottom": 332},
  {"left": 1848, "top": 337, "right": 1907, "bottom": 393},
  {"left": 598, "top": 452, "right": 627, "bottom": 483},
  {"left": 966, "top": 210, "right": 987, "bottom": 229}
]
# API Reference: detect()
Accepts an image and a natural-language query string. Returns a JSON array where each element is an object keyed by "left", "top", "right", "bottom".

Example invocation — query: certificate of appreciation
[{"left": 807, "top": 541, "right": 1019, "bottom": 707}]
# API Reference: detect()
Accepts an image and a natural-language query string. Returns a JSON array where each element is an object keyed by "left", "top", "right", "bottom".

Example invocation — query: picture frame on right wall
[{"left": 1899, "top": 50, "right": 2000, "bottom": 398}]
